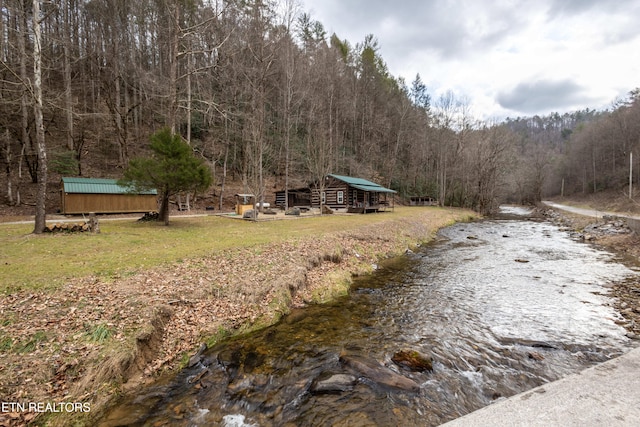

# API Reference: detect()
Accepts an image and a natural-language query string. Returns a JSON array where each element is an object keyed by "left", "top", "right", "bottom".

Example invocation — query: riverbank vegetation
[{"left": 0, "top": 207, "right": 475, "bottom": 426}]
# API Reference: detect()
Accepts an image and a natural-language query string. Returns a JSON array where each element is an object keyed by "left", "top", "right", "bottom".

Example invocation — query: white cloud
[{"left": 299, "top": 0, "right": 640, "bottom": 119}]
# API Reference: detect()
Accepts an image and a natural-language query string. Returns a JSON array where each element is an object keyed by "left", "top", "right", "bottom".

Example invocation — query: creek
[{"left": 98, "top": 207, "right": 638, "bottom": 426}]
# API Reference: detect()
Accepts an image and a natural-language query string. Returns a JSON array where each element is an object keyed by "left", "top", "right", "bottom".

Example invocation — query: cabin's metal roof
[
  {"left": 61, "top": 177, "right": 157, "bottom": 195},
  {"left": 328, "top": 174, "right": 397, "bottom": 193}
]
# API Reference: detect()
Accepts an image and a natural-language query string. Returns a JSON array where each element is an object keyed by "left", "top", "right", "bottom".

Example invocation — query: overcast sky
[{"left": 299, "top": 0, "right": 640, "bottom": 120}]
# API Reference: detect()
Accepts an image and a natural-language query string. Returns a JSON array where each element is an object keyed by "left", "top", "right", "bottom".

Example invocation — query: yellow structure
[{"left": 234, "top": 194, "right": 255, "bottom": 215}]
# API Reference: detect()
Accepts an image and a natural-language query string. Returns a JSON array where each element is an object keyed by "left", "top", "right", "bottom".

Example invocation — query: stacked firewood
[
  {"left": 43, "top": 215, "right": 100, "bottom": 233},
  {"left": 43, "top": 222, "right": 91, "bottom": 233}
]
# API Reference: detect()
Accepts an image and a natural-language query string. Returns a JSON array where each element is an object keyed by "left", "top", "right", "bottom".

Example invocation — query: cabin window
[
  {"left": 337, "top": 191, "right": 344, "bottom": 204},
  {"left": 321, "top": 191, "right": 326, "bottom": 204}
]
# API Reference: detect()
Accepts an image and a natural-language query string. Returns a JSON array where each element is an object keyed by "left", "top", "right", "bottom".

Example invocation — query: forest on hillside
[{"left": 1, "top": 0, "right": 640, "bottom": 224}]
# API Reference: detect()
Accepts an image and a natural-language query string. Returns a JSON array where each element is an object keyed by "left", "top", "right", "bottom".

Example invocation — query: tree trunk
[
  {"left": 169, "top": 2, "right": 180, "bottom": 134},
  {"left": 114, "top": 55, "right": 126, "bottom": 166},
  {"left": 63, "top": 0, "right": 74, "bottom": 151},
  {"left": 186, "top": 50, "right": 192, "bottom": 144},
  {"left": 0, "top": 0, "right": 3, "bottom": 65},
  {"left": 33, "top": 0, "right": 48, "bottom": 234},
  {"left": 18, "top": 2, "right": 32, "bottom": 187},
  {"left": 4, "top": 130, "right": 13, "bottom": 205},
  {"left": 219, "top": 119, "right": 229, "bottom": 211},
  {"left": 159, "top": 190, "right": 171, "bottom": 225}
]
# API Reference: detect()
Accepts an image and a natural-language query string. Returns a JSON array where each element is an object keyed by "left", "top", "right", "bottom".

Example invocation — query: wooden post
[{"left": 630, "top": 152, "right": 633, "bottom": 199}]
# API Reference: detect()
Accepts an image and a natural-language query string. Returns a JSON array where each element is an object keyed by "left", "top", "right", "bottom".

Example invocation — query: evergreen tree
[{"left": 119, "top": 128, "right": 212, "bottom": 225}]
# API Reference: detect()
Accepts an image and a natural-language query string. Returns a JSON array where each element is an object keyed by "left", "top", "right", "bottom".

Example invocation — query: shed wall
[{"left": 61, "top": 193, "right": 158, "bottom": 214}]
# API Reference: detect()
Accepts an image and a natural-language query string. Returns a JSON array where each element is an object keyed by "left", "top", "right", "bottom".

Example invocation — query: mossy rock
[{"left": 391, "top": 349, "right": 433, "bottom": 372}]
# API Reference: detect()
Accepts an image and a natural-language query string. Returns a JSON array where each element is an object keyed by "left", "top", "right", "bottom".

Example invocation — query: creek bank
[
  {"left": 98, "top": 205, "right": 639, "bottom": 427},
  {"left": 539, "top": 206, "right": 640, "bottom": 339},
  {"left": 0, "top": 207, "right": 475, "bottom": 426},
  {"left": 540, "top": 207, "right": 634, "bottom": 240}
]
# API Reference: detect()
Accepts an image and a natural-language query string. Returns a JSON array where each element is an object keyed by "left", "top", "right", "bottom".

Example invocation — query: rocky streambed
[
  {"left": 97, "top": 206, "right": 639, "bottom": 427},
  {"left": 540, "top": 206, "right": 640, "bottom": 338}
]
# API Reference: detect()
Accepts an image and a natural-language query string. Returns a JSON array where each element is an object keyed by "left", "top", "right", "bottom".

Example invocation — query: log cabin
[
  {"left": 275, "top": 174, "right": 396, "bottom": 213},
  {"left": 317, "top": 174, "right": 396, "bottom": 213}
]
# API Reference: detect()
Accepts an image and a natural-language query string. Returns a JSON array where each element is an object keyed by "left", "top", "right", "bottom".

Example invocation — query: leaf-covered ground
[
  {"left": 0, "top": 208, "right": 471, "bottom": 426},
  {"left": 3, "top": 203, "right": 639, "bottom": 426}
]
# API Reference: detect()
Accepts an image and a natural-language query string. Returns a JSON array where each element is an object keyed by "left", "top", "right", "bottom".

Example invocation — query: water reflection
[{"left": 98, "top": 210, "right": 637, "bottom": 426}]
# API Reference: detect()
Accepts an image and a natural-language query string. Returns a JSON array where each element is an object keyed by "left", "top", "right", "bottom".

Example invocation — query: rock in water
[
  {"left": 188, "top": 343, "right": 208, "bottom": 368},
  {"left": 311, "top": 374, "right": 357, "bottom": 394},
  {"left": 391, "top": 349, "right": 433, "bottom": 372},
  {"left": 528, "top": 351, "right": 545, "bottom": 361},
  {"left": 339, "top": 354, "right": 420, "bottom": 392}
]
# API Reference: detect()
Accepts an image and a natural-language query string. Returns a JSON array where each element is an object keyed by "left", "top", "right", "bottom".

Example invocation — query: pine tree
[{"left": 119, "top": 128, "right": 212, "bottom": 225}]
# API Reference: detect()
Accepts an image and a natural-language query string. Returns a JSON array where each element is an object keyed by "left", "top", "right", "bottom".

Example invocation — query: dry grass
[
  {"left": 0, "top": 207, "right": 466, "bottom": 293},
  {"left": 0, "top": 206, "right": 477, "bottom": 426}
]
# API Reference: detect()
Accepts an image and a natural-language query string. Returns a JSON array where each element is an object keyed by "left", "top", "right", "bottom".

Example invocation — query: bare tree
[
  {"left": 304, "top": 104, "right": 333, "bottom": 213},
  {"left": 61, "top": 0, "right": 74, "bottom": 151},
  {"left": 276, "top": 0, "right": 303, "bottom": 211},
  {"left": 467, "top": 124, "right": 512, "bottom": 214},
  {"left": 32, "top": 0, "right": 47, "bottom": 233},
  {"left": 237, "top": 0, "right": 279, "bottom": 211},
  {"left": 3, "top": 130, "right": 13, "bottom": 205},
  {"left": 16, "top": 0, "right": 36, "bottom": 187}
]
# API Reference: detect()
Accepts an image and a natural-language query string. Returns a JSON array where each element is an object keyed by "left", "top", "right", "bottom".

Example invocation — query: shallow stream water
[{"left": 98, "top": 207, "right": 638, "bottom": 426}]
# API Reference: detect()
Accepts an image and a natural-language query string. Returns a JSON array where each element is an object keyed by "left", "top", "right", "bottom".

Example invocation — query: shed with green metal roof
[
  {"left": 60, "top": 177, "right": 158, "bottom": 214},
  {"left": 312, "top": 174, "right": 396, "bottom": 213}
]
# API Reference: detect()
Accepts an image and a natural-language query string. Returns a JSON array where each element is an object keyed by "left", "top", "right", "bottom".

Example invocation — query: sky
[{"left": 299, "top": 0, "right": 640, "bottom": 120}]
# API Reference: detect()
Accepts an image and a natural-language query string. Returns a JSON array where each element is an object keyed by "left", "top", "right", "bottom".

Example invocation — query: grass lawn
[{"left": 1, "top": 207, "right": 461, "bottom": 292}]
